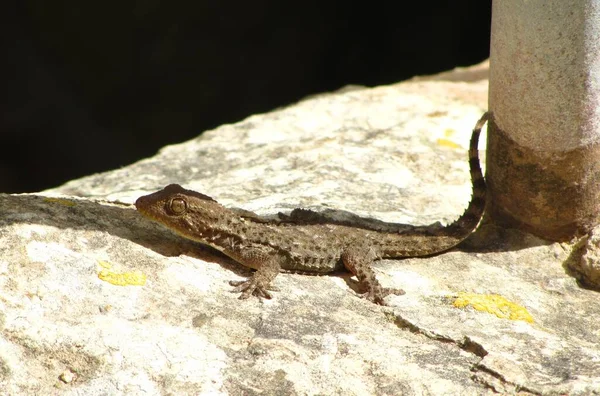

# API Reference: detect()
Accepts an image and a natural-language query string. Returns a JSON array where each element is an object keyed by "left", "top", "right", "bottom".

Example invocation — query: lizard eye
[{"left": 168, "top": 198, "right": 187, "bottom": 215}]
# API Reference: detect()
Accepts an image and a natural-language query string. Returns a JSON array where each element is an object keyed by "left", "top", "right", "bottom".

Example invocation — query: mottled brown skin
[{"left": 135, "top": 113, "right": 489, "bottom": 305}]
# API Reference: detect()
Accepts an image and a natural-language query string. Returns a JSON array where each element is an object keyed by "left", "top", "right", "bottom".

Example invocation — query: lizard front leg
[
  {"left": 226, "top": 247, "right": 281, "bottom": 300},
  {"left": 341, "top": 245, "right": 405, "bottom": 305}
]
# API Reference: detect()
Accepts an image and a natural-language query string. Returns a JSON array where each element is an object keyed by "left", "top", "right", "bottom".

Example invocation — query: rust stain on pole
[{"left": 486, "top": 115, "right": 600, "bottom": 240}]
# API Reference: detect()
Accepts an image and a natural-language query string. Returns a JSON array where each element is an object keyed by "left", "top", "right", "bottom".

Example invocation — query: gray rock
[{"left": 2, "top": 62, "right": 599, "bottom": 395}]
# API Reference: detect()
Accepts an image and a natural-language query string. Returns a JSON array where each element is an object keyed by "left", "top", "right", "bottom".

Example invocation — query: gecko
[{"left": 135, "top": 112, "right": 489, "bottom": 305}]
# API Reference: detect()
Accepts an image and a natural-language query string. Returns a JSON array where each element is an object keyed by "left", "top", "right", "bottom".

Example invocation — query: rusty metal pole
[{"left": 488, "top": 1, "right": 600, "bottom": 241}]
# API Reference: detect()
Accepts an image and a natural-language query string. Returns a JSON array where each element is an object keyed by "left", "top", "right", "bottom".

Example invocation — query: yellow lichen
[
  {"left": 97, "top": 260, "right": 146, "bottom": 286},
  {"left": 43, "top": 197, "right": 76, "bottom": 207},
  {"left": 453, "top": 292, "right": 534, "bottom": 323},
  {"left": 436, "top": 138, "right": 462, "bottom": 149}
]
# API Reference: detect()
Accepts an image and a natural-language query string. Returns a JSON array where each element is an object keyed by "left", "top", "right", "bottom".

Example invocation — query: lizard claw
[
  {"left": 359, "top": 287, "right": 405, "bottom": 305},
  {"left": 229, "top": 279, "right": 273, "bottom": 300}
]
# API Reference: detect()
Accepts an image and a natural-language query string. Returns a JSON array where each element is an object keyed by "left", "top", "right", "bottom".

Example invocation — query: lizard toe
[
  {"left": 359, "top": 292, "right": 386, "bottom": 305},
  {"left": 229, "top": 279, "right": 273, "bottom": 300},
  {"left": 358, "top": 287, "right": 405, "bottom": 305},
  {"left": 383, "top": 287, "right": 406, "bottom": 297}
]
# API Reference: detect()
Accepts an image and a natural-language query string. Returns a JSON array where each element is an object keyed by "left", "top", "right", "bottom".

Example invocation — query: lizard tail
[
  {"left": 443, "top": 111, "right": 489, "bottom": 236},
  {"left": 383, "top": 111, "right": 489, "bottom": 258}
]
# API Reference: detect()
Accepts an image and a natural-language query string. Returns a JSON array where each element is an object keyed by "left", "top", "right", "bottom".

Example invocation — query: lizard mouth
[{"left": 134, "top": 196, "right": 150, "bottom": 214}]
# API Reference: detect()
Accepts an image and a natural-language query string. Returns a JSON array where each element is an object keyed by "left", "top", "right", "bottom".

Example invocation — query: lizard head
[{"left": 135, "top": 184, "right": 225, "bottom": 240}]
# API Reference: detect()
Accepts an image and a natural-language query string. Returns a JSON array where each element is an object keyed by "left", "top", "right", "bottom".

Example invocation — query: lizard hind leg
[{"left": 341, "top": 245, "right": 405, "bottom": 305}]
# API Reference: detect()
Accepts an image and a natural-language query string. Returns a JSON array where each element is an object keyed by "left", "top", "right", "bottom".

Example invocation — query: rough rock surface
[{"left": 2, "top": 61, "right": 600, "bottom": 395}]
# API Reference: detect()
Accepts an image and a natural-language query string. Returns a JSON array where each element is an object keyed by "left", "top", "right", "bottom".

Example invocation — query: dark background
[{"left": 1, "top": 2, "right": 491, "bottom": 193}]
